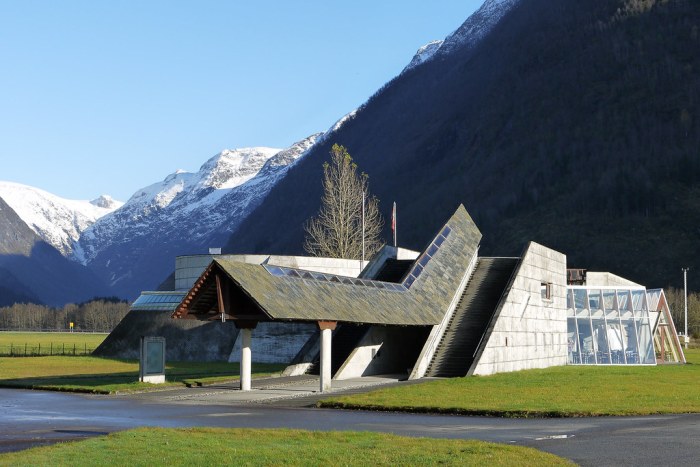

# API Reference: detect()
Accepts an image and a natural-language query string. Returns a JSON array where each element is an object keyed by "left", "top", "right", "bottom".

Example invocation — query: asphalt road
[{"left": 2, "top": 388, "right": 699, "bottom": 466}]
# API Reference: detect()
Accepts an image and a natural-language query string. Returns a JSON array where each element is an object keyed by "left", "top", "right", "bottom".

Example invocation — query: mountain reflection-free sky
[{"left": 0, "top": 0, "right": 482, "bottom": 201}]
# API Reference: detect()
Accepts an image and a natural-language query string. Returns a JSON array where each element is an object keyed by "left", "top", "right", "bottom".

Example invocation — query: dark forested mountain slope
[{"left": 226, "top": 0, "right": 700, "bottom": 289}]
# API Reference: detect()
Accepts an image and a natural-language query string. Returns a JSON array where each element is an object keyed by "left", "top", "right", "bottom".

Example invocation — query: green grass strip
[
  {"left": 319, "top": 349, "right": 700, "bottom": 417},
  {"left": 0, "top": 356, "right": 284, "bottom": 394},
  {"left": 0, "top": 428, "right": 571, "bottom": 466}
]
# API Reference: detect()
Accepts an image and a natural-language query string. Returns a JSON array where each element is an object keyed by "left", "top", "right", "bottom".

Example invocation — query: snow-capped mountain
[
  {"left": 403, "top": 0, "right": 519, "bottom": 73},
  {"left": 77, "top": 134, "right": 320, "bottom": 297},
  {"left": 0, "top": 181, "right": 123, "bottom": 257},
  {"left": 402, "top": 40, "right": 444, "bottom": 73}
]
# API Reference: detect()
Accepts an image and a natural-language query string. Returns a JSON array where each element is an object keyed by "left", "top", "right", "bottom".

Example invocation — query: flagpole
[
  {"left": 392, "top": 202, "right": 397, "bottom": 248},
  {"left": 361, "top": 191, "right": 365, "bottom": 270}
]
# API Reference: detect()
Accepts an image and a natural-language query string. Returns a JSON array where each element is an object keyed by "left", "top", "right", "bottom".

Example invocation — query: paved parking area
[{"left": 123, "top": 374, "right": 415, "bottom": 407}]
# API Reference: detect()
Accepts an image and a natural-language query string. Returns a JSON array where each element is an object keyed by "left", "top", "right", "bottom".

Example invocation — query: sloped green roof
[{"left": 174, "top": 205, "right": 481, "bottom": 326}]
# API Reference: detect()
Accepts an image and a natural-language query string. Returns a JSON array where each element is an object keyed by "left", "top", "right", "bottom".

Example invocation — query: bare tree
[{"left": 304, "top": 144, "right": 384, "bottom": 260}]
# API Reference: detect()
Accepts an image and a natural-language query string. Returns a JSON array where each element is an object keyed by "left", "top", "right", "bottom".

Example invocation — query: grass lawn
[
  {"left": 0, "top": 427, "right": 571, "bottom": 466},
  {"left": 0, "top": 331, "right": 108, "bottom": 356},
  {"left": 0, "top": 356, "right": 284, "bottom": 394},
  {"left": 320, "top": 349, "right": 700, "bottom": 417}
]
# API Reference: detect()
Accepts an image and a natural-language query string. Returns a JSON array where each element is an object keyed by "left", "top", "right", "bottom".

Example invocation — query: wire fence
[
  {"left": 0, "top": 343, "right": 95, "bottom": 357},
  {"left": 0, "top": 328, "right": 111, "bottom": 334}
]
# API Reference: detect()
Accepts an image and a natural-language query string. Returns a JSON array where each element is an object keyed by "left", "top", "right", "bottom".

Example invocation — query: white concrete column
[
  {"left": 240, "top": 327, "right": 252, "bottom": 391},
  {"left": 320, "top": 327, "right": 332, "bottom": 392}
]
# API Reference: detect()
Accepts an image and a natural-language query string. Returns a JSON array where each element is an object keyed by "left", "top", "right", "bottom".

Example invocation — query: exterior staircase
[{"left": 425, "top": 257, "right": 518, "bottom": 377}]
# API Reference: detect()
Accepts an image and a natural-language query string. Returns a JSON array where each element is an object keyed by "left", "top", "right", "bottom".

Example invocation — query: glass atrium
[{"left": 567, "top": 287, "right": 655, "bottom": 365}]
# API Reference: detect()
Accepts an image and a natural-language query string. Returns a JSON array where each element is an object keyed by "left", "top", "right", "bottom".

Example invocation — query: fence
[
  {"left": 0, "top": 328, "right": 111, "bottom": 334},
  {"left": 0, "top": 343, "right": 95, "bottom": 357}
]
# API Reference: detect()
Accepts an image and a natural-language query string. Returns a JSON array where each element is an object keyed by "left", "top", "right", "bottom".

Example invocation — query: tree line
[
  {"left": 0, "top": 299, "right": 129, "bottom": 332},
  {"left": 664, "top": 287, "right": 700, "bottom": 339}
]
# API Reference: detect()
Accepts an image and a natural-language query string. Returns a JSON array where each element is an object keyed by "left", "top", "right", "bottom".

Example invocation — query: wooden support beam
[
  {"left": 317, "top": 320, "right": 337, "bottom": 331},
  {"left": 216, "top": 274, "right": 225, "bottom": 315}
]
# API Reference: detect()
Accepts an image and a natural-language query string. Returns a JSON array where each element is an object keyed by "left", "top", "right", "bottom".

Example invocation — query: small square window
[{"left": 541, "top": 282, "right": 552, "bottom": 300}]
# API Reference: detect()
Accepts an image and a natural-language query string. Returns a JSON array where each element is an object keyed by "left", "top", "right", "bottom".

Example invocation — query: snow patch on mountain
[
  {"left": 316, "top": 109, "right": 359, "bottom": 146},
  {"left": 402, "top": 40, "right": 444, "bottom": 73},
  {"left": 0, "top": 181, "right": 122, "bottom": 257},
  {"left": 403, "top": 0, "right": 520, "bottom": 72},
  {"left": 440, "top": 0, "right": 520, "bottom": 55}
]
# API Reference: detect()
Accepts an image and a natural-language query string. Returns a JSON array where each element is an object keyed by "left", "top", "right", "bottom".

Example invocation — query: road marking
[
  {"left": 535, "top": 434, "right": 574, "bottom": 440},
  {"left": 205, "top": 412, "right": 255, "bottom": 417}
]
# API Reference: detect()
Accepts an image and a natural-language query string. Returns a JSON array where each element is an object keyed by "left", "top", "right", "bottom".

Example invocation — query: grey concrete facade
[
  {"left": 585, "top": 271, "right": 641, "bottom": 287},
  {"left": 470, "top": 242, "right": 568, "bottom": 376},
  {"left": 229, "top": 322, "right": 317, "bottom": 364},
  {"left": 93, "top": 309, "right": 239, "bottom": 361}
]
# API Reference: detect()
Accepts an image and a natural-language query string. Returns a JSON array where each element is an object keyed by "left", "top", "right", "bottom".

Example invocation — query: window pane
[
  {"left": 593, "top": 320, "right": 609, "bottom": 364},
  {"left": 567, "top": 290, "right": 575, "bottom": 317},
  {"left": 637, "top": 319, "right": 655, "bottom": 364},
  {"left": 622, "top": 319, "right": 639, "bottom": 363},
  {"left": 632, "top": 290, "right": 646, "bottom": 315},
  {"left": 607, "top": 323, "right": 625, "bottom": 363},
  {"left": 567, "top": 318, "right": 580, "bottom": 364},
  {"left": 604, "top": 291, "right": 620, "bottom": 320},
  {"left": 574, "top": 289, "right": 589, "bottom": 317},
  {"left": 577, "top": 318, "right": 595, "bottom": 363},
  {"left": 618, "top": 290, "right": 634, "bottom": 318},
  {"left": 588, "top": 290, "right": 603, "bottom": 316}
]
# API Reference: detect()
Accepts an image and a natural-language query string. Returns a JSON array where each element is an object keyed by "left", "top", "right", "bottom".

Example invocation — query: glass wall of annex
[{"left": 567, "top": 287, "right": 655, "bottom": 365}]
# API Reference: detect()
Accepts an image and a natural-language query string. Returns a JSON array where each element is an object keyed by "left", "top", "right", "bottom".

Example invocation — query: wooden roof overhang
[{"left": 173, "top": 261, "right": 272, "bottom": 325}]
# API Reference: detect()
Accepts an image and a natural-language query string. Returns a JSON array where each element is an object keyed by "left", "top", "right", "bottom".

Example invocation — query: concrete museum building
[{"left": 96, "top": 205, "right": 685, "bottom": 390}]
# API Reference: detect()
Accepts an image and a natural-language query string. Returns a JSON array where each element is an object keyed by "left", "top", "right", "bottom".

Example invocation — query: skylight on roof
[{"left": 262, "top": 265, "right": 406, "bottom": 292}]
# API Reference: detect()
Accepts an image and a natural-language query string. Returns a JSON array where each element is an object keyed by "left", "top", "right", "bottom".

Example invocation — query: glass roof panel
[
  {"left": 265, "top": 266, "right": 285, "bottom": 276},
  {"left": 434, "top": 235, "right": 445, "bottom": 247},
  {"left": 427, "top": 244, "right": 438, "bottom": 257}
]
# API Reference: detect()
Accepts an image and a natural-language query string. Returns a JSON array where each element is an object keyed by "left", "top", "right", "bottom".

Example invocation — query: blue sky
[{"left": 0, "top": 1, "right": 482, "bottom": 201}]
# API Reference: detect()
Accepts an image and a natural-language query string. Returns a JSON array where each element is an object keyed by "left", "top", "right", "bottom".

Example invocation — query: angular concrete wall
[
  {"left": 585, "top": 272, "right": 641, "bottom": 287},
  {"left": 334, "top": 326, "right": 430, "bottom": 380},
  {"left": 93, "top": 309, "right": 239, "bottom": 361},
  {"left": 470, "top": 242, "right": 568, "bottom": 376},
  {"left": 228, "top": 322, "right": 317, "bottom": 364}
]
